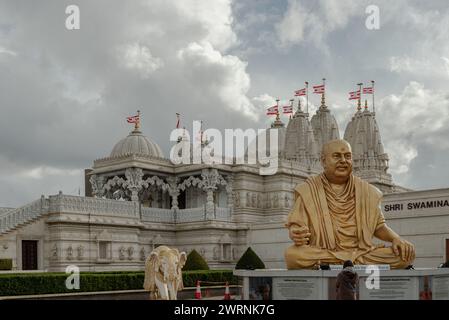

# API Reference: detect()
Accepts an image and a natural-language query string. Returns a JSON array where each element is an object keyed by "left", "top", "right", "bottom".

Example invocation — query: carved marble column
[
  {"left": 167, "top": 176, "right": 180, "bottom": 210},
  {"left": 225, "top": 175, "right": 234, "bottom": 212},
  {"left": 204, "top": 188, "right": 215, "bottom": 219},
  {"left": 201, "top": 169, "right": 219, "bottom": 219},
  {"left": 125, "top": 168, "right": 144, "bottom": 201},
  {"left": 89, "top": 175, "right": 105, "bottom": 198}
]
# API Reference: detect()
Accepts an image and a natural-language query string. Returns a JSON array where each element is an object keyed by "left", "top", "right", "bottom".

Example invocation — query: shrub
[
  {"left": 182, "top": 270, "right": 237, "bottom": 287},
  {"left": 183, "top": 249, "right": 209, "bottom": 271},
  {"left": 0, "top": 259, "right": 13, "bottom": 270},
  {"left": 0, "top": 270, "right": 235, "bottom": 296},
  {"left": 235, "top": 247, "right": 265, "bottom": 270}
]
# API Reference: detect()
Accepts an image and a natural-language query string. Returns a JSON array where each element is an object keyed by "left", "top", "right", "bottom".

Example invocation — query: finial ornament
[
  {"left": 276, "top": 99, "right": 280, "bottom": 121},
  {"left": 321, "top": 78, "right": 326, "bottom": 108},
  {"left": 357, "top": 83, "right": 363, "bottom": 111},
  {"left": 135, "top": 110, "right": 141, "bottom": 131}
]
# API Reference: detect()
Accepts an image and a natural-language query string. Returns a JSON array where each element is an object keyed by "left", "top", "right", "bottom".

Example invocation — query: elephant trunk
[{"left": 167, "top": 280, "right": 178, "bottom": 300}]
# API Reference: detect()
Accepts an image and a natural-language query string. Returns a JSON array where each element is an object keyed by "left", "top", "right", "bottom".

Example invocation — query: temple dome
[
  {"left": 284, "top": 105, "right": 319, "bottom": 166},
  {"left": 310, "top": 97, "right": 340, "bottom": 153},
  {"left": 342, "top": 100, "right": 396, "bottom": 193},
  {"left": 110, "top": 129, "right": 164, "bottom": 158},
  {"left": 245, "top": 117, "right": 286, "bottom": 162},
  {"left": 343, "top": 103, "right": 389, "bottom": 172}
]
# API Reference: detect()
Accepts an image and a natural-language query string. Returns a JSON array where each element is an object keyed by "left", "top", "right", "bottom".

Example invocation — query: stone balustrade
[
  {"left": 0, "top": 194, "right": 232, "bottom": 234},
  {"left": 0, "top": 198, "right": 48, "bottom": 234},
  {"left": 214, "top": 206, "right": 232, "bottom": 221},
  {"left": 176, "top": 207, "right": 206, "bottom": 223},
  {"left": 141, "top": 207, "right": 175, "bottom": 223},
  {"left": 49, "top": 194, "right": 139, "bottom": 218}
]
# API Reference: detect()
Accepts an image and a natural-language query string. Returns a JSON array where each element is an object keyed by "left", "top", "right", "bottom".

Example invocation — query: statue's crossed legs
[{"left": 285, "top": 245, "right": 411, "bottom": 269}]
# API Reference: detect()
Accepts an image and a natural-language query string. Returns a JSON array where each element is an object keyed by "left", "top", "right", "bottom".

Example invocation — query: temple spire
[
  {"left": 320, "top": 78, "right": 326, "bottom": 108},
  {"left": 271, "top": 98, "right": 284, "bottom": 128}
]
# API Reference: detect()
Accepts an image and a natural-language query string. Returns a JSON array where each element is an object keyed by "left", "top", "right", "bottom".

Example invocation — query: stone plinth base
[{"left": 234, "top": 268, "right": 449, "bottom": 300}]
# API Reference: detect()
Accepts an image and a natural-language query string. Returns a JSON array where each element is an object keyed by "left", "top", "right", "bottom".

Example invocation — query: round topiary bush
[
  {"left": 183, "top": 249, "right": 210, "bottom": 271},
  {"left": 235, "top": 247, "right": 265, "bottom": 270}
]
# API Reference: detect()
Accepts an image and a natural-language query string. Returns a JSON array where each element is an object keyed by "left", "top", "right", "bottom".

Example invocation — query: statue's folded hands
[{"left": 289, "top": 224, "right": 311, "bottom": 246}]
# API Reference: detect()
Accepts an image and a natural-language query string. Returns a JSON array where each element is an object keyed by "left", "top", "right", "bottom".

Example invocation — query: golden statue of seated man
[{"left": 285, "top": 139, "right": 415, "bottom": 269}]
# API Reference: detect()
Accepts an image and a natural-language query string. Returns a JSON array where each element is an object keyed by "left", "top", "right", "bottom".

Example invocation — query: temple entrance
[
  {"left": 446, "top": 239, "right": 449, "bottom": 262},
  {"left": 22, "top": 240, "right": 38, "bottom": 270}
]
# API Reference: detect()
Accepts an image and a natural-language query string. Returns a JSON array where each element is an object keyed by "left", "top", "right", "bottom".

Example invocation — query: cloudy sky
[{"left": 0, "top": 0, "right": 449, "bottom": 207}]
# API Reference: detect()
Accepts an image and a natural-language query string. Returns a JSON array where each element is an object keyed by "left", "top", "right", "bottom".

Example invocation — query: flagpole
[
  {"left": 289, "top": 99, "right": 294, "bottom": 120},
  {"left": 305, "top": 81, "right": 309, "bottom": 115},
  {"left": 200, "top": 120, "right": 203, "bottom": 145},
  {"left": 136, "top": 110, "right": 141, "bottom": 130},
  {"left": 357, "top": 83, "right": 363, "bottom": 110},
  {"left": 372, "top": 80, "right": 375, "bottom": 114},
  {"left": 276, "top": 99, "right": 280, "bottom": 121},
  {"left": 322, "top": 78, "right": 326, "bottom": 107}
]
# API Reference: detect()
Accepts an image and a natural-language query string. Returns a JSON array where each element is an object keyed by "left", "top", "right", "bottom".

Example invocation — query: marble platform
[{"left": 234, "top": 268, "right": 449, "bottom": 300}]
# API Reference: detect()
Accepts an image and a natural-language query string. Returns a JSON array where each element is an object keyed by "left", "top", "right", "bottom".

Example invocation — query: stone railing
[
  {"left": 141, "top": 207, "right": 175, "bottom": 223},
  {"left": 49, "top": 194, "right": 139, "bottom": 218},
  {"left": 0, "top": 194, "right": 232, "bottom": 235},
  {"left": 176, "top": 207, "right": 207, "bottom": 223},
  {"left": 214, "top": 206, "right": 232, "bottom": 221},
  {"left": 0, "top": 197, "right": 49, "bottom": 234}
]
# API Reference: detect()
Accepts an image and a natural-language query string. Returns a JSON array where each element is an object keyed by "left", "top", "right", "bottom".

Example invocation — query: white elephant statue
[{"left": 143, "top": 246, "right": 187, "bottom": 300}]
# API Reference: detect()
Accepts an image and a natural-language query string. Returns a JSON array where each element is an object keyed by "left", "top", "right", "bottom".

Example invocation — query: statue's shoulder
[
  {"left": 353, "top": 175, "right": 383, "bottom": 199},
  {"left": 294, "top": 174, "right": 321, "bottom": 194}
]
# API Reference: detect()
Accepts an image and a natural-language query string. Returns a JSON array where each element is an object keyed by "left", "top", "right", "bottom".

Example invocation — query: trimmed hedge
[
  {"left": 183, "top": 249, "right": 210, "bottom": 271},
  {"left": 235, "top": 247, "right": 265, "bottom": 270},
  {"left": 0, "top": 270, "right": 236, "bottom": 296},
  {"left": 183, "top": 270, "right": 237, "bottom": 287},
  {"left": 0, "top": 259, "right": 13, "bottom": 270}
]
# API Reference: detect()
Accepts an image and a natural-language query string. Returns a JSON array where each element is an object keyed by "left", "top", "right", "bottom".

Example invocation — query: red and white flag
[
  {"left": 127, "top": 115, "right": 140, "bottom": 123},
  {"left": 313, "top": 84, "right": 325, "bottom": 94},
  {"left": 282, "top": 105, "right": 293, "bottom": 114},
  {"left": 363, "top": 87, "right": 374, "bottom": 94},
  {"left": 294, "top": 88, "right": 306, "bottom": 96},
  {"left": 266, "top": 105, "right": 279, "bottom": 115},
  {"left": 349, "top": 90, "right": 361, "bottom": 100}
]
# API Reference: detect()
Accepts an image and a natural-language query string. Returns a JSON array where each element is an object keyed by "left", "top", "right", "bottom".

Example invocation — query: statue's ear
[
  {"left": 179, "top": 252, "right": 187, "bottom": 268},
  {"left": 149, "top": 252, "right": 159, "bottom": 272}
]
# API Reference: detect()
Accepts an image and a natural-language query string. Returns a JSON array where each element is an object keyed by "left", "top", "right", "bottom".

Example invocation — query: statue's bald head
[
  {"left": 320, "top": 139, "right": 353, "bottom": 184},
  {"left": 321, "top": 139, "right": 352, "bottom": 159}
]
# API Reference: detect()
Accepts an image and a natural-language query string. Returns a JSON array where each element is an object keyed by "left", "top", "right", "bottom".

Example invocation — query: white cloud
[
  {"left": 173, "top": 0, "right": 237, "bottom": 51},
  {"left": 275, "top": 0, "right": 362, "bottom": 49},
  {"left": 389, "top": 55, "right": 449, "bottom": 78},
  {"left": 20, "top": 167, "right": 82, "bottom": 180},
  {"left": 377, "top": 81, "right": 449, "bottom": 184},
  {"left": 275, "top": 0, "right": 308, "bottom": 45},
  {"left": 177, "top": 41, "right": 258, "bottom": 121},
  {"left": 119, "top": 43, "right": 164, "bottom": 78},
  {"left": 0, "top": 46, "right": 16, "bottom": 57}
]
